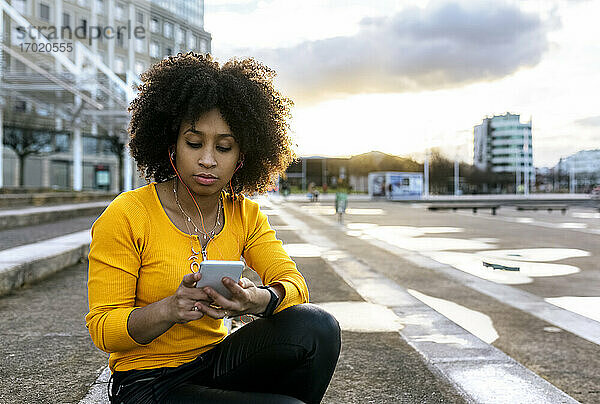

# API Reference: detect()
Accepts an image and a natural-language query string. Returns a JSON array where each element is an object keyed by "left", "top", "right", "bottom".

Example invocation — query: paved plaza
[{"left": 0, "top": 195, "right": 598, "bottom": 403}]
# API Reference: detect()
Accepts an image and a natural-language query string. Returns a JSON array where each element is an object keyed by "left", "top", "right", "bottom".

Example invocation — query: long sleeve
[
  {"left": 242, "top": 201, "right": 309, "bottom": 312},
  {"left": 85, "top": 194, "right": 150, "bottom": 353}
]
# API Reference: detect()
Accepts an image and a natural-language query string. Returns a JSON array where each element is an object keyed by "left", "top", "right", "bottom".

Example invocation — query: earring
[{"left": 170, "top": 150, "right": 175, "bottom": 161}]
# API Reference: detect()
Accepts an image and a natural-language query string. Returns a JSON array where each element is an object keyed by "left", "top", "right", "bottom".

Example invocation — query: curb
[
  {"left": 0, "top": 202, "right": 109, "bottom": 230},
  {"left": 0, "top": 230, "right": 91, "bottom": 296}
]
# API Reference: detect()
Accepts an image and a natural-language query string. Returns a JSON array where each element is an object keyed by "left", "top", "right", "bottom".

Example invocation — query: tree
[
  {"left": 104, "top": 131, "right": 127, "bottom": 191},
  {"left": 348, "top": 151, "right": 421, "bottom": 176},
  {"left": 3, "top": 126, "right": 53, "bottom": 187}
]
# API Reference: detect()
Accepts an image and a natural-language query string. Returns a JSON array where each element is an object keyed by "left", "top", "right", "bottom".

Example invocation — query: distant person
[{"left": 85, "top": 53, "right": 340, "bottom": 404}]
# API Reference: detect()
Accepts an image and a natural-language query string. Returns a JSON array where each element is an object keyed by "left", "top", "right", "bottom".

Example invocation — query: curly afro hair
[{"left": 128, "top": 52, "right": 296, "bottom": 195}]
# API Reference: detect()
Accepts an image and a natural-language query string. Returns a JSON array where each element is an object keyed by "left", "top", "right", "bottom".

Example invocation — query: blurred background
[{"left": 0, "top": 0, "right": 598, "bottom": 197}]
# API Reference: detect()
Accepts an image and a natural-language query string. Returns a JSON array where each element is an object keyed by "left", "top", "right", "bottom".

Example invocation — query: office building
[
  {"left": 0, "top": 0, "right": 211, "bottom": 191},
  {"left": 474, "top": 112, "right": 534, "bottom": 189}
]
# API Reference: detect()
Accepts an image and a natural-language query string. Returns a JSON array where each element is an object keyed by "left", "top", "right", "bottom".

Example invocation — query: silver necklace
[
  {"left": 172, "top": 178, "right": 222, "bottom": 268},
  {"left": 173, "top": 178, "right": 221, "bottom": 239}
]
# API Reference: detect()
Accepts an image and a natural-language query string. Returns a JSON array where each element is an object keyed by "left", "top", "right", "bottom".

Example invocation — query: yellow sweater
[{"left": 85, "top": 183, "right": 309, "bottom": 372}]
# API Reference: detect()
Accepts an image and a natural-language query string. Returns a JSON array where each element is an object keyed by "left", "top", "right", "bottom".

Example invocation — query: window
[
  {"left": 176, "top": 27, "right": 184, "bottom": 44},
  {"left": 13, "top": 0, "right": 26, "bottom": 14},
  {"left": 150, "top": 41, "right": 160, "bottom": 58},
  {"left": 96, "top": 0, "right": 104, "bottom": 14},
  {"left": 15, "top": 100, "right": 27, "bottom": 112},
  {"left": 165, "top": 47, "right": 172, "bottom": 57},
  {"left": 78, "top": 0, "right": 88, "bottom": 7},
  {"left": 135, "top": 37, "right": 145, "bottom": 53},
  {"left": 135, "top": 62, "right": 144, "bottom": 75},
  {"left": 116, "top": 3, "right": 124, "bottom": 20},
  {"left": 101, "top": 138, "right": 113, "bottom": 155},
  {"left": 37, "top": 132, "right": 54, "bottom": 153},
  {"left": 150, "top": 17, "right": 160, "bottom": 33},
  {"left": 40, "top": 3, "right": 50, "bottom": 21},
  {"left": 187, "top": 34, "right": 196, "bottom": 50},
  {"left": 55, "top": 133, "right": 71, "bottom": 153},
  {"left": 163, "top": 22, "right": 173, "bottom": 38},
  {"left": 199, "top": 39, "right": 207, "bottom": 53},
  {"left": 117, "top": 31, "right": 124, "bottom": 47},
  {"left": 63, "top": 12, "right": 71, "bottom": 28},
  {"left": 136, "top": 11, "right": 144, "bottom": 24},
  {"left": 83, "top": 137, "right": 98, "bottom": 155},
  {"left": 114, "top": 57, "right": 125, "bottom": 73}
]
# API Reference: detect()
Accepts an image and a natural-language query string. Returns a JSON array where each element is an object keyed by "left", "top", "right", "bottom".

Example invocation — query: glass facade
[{"left": 150, "top": 0, "right": 203, "bottom": 28}]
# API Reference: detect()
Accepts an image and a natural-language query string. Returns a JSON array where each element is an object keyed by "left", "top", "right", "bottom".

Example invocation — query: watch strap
[{"left": 256, "top": 286, "right": 279, "bottom": 318}]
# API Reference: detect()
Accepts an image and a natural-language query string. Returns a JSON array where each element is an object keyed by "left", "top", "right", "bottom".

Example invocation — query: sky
[{"left": 204, "top": 0, "right": 600, "bottom": 167}]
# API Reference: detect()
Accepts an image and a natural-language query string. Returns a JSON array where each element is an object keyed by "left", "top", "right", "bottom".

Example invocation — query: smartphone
[{"left": 195, "top": 260, "right": 245, "bottom": 299}]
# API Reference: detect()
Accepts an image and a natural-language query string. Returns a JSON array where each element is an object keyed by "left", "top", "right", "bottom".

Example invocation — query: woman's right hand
[
  {"left": 128, "top": 272, "right": 213, "bottom": 344},
  {"left": 168, "top": 272, "right": 213, "bottom": 323}
]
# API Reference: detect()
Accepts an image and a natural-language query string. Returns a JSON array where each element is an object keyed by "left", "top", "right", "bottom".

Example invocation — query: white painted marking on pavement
[
  {"left": 276, "top": 201, "right": 579, "bottom": 403},
  {"left": 427, "top": 251, "right": 580, "bottom": 285},
  {"left": 480, "top": 248, "right": 590, "bottom": 262},
  {"left": 407, "top": 289, "right": 499, "bottom": 344},
  {"left": 572, "top": 212, "right": 600, "bottom": 219},
  {"left": 285, "top": 202, "right": 600, "bottom": 346},
  {"left": 282, "top": 243, "right": 326, "bottom": 257},
  {"left": 545, "top": 297, "right": 600, "bottom": 323},
  {"left": 356, "top": 226, "right": 495, "bottom": 252},
  {"left": 316, "top": 302, "right": 404, "bottom": 332},
  {"left": 345, "top": 208, "right": 384, "bottom": 215},
  {"left": 451, "top": 209, "right": 600, "bottom": 236},
  {"left": 556, "top": 222, "right": 587, "bottom": 229}
]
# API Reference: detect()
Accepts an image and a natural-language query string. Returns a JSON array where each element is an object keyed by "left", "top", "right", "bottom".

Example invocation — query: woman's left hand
[{"left": 196, "top": 277, "right": 270, "bottom": 319}]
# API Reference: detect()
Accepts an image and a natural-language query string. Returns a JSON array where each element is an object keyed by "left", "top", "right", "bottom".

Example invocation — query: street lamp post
[
  {"left": 423, "top": 149, "right": 429, "bottom": 198},
  {"left": 523, "top": 129, "right": 530, "bottom": 195},
  {"left": 454, "top": 158, "right": 459, "bottom": 196}
]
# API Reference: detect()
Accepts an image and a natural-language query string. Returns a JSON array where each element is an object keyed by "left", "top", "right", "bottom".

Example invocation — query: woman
[{"left": 85, "top": 53, "right": 341, "bottom": 403}]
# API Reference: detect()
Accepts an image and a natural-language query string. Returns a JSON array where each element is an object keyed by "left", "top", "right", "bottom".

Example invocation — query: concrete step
[
  {"left": 0, "top": 201, "right": 109, "bottom": 230},
  {"left": 0, "top": 230, "right": 90, "bottom": 296},
  {"left": 0, "top": 192, "right": 116, "bottom": 209}
]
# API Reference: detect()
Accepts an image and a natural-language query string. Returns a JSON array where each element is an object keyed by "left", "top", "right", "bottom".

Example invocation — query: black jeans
[{"left": 110, "top": 304, "right": 341, "bottom": 404}]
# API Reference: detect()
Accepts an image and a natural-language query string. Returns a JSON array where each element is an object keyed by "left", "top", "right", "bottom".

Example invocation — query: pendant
[{"left": 188, "top": 253, "right": 200, "bottom": 273}]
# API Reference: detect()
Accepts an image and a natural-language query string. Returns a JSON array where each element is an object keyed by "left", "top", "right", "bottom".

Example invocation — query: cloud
[
  {"left": 245, "top": 1, "right": 556, "bottom": 103},
  {"left": 574, "top": 115, "right": 600, "bottom": 127}
]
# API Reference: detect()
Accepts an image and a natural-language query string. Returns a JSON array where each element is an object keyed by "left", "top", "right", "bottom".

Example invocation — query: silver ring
[
  {"left": 193, "top": 306, "right": 199, "bottom": 312},
  {"left": 224, "top": 311, "right": 229, "bottom": 318}
]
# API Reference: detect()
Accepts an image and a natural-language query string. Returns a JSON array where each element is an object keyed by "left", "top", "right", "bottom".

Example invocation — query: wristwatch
[{"left": 256, "top": 286, "right": 280, "bottom": 318}]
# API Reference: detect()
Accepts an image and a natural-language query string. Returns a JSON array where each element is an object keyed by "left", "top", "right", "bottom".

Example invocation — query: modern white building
[
  {"left": 474, "top": 113, "right": 534, "bottom": 190},
  {"left": 555, "top": 149, "right": 600, "bottom": 192},
  {"left": 0, "top": 0, "right": 211, "bottom": 191},
  {"left": 555, "top": 149, "right": 600, "bottom": 175}
]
